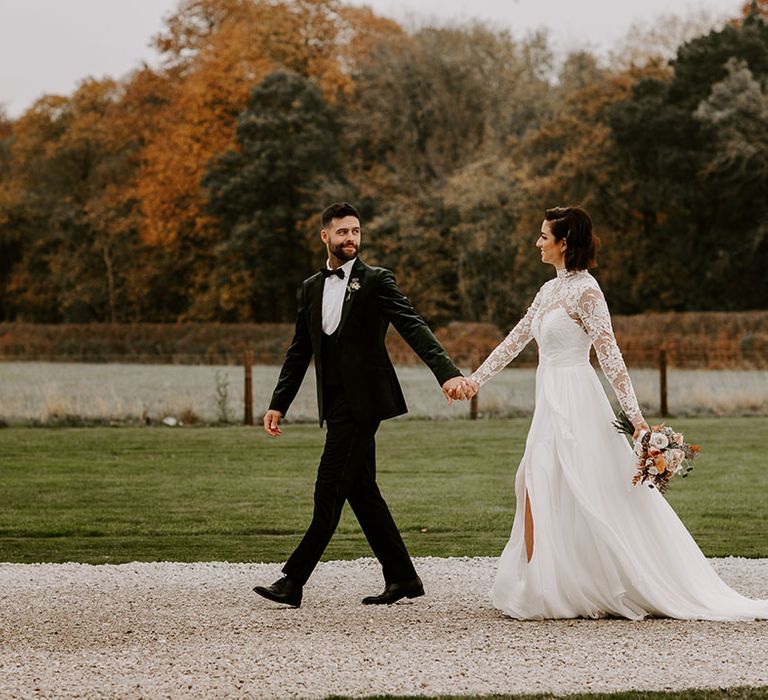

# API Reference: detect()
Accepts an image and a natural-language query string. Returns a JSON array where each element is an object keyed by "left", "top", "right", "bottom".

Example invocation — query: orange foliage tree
[
  {"left": 135, "top": 0, "right": 399, "bottom": 246},
  {"left": 131, "top": 0, "right": 401, "bottom": 319}
]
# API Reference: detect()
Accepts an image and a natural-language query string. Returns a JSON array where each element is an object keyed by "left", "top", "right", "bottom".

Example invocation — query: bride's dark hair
[{"left": 544, "top": 206, "right": 598, "bottom": 271}]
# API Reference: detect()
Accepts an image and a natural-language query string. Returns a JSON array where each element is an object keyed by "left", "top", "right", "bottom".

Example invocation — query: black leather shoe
[
  {"left": 362, "top": 576, "right": 424, "bottom": 605},
  {"left": 253, "top": 576, "right": 303, "bottom": 607}
]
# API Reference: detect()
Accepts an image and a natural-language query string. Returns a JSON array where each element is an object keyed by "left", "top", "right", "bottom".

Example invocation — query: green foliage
[
  {"left": 200, "top": 70, "right": 343, "bottom": 321},
  {"left": 333, "top": 689, "right": 768, "bottom": 700},
  {"left": 0, "top": 3, "right": 767, "bottom": 323},
  {"left": 605, "top": 15, "right": 768, "bottom": 311},
  {"left": 342, "top": 26, "right": 554, "bottom": 326},
  {"left": 0, "top": 417, "right": 765, "bottom": 563}
]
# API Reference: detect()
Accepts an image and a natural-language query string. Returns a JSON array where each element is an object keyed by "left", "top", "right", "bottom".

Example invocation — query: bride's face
[{"left": 536, "top": 220, "right": 566, "bottom": 268}]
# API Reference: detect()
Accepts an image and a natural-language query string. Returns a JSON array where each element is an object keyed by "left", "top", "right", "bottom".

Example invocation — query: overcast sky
[{"left": 0, "top": 0, "right": 746, "bottom": 118}]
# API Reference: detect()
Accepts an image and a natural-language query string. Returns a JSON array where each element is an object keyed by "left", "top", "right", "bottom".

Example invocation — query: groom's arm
[
  {"left": 375, "top": 269, "right": 461, "bottom": 386},
  {"left": 268, "top": 282, "right": 313, "bottom": 416}
]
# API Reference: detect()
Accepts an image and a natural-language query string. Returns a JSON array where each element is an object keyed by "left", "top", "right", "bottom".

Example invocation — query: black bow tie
[{"left": 321, "top": 267, "right": 345, "bottom": 280}]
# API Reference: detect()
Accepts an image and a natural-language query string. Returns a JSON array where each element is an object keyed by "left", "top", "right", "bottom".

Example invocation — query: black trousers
[{"left": 282, "top": 387, "right": 417, "bottom": 586}]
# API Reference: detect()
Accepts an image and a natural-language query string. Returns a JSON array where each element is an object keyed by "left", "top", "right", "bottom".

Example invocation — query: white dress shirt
[{"left": 322, "top": 258, "right": 357, "bottom": 335}]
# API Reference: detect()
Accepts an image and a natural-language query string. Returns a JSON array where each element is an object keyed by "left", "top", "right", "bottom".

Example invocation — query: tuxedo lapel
[
  {"left": 310, "top": 273, "right": 324, "bottom": 352},
  {"left": 337, "top": 258, "right": 366, "bottom": 338}
]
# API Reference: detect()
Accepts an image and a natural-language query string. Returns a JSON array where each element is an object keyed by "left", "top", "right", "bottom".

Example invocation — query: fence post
[
  {"left": 244, "top": 349, "right": 254, "bottom": 426},
  {"left": 469, "top": 364, "right": 478, "bottom": 420},
  {"left": 659, "top": 347, "right": 668, "bottom": 418}
]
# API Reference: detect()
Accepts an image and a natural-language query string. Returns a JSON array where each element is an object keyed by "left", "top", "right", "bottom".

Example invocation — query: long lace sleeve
[
  {"left": 469, "top": 290, "right": 543, "bottom": 387},
  {"left": 576, "top": 285, "right": 644, "bottom": 427}
]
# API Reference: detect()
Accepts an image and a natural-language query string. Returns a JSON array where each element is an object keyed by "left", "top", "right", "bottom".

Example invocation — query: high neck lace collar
[{"left": 556, "top": 268, "right": 589, "bottom": 280}]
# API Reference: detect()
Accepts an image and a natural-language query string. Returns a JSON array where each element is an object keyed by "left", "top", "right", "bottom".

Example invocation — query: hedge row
[{"left": 1, "top": 312, "right": 766, "bottom": 369}]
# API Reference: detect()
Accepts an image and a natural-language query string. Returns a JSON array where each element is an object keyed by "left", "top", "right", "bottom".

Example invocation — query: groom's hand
[
  {"left": 442, "top": 376, "right": 467, "bottom": 404},
  {"left": 263, "top": 410, "right": 283, "bottom": 437}
]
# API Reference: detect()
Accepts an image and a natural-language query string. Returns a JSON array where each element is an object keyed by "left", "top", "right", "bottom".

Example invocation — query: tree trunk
[{"left": 102, "top": 242, "right": 117, "bottom": 323}]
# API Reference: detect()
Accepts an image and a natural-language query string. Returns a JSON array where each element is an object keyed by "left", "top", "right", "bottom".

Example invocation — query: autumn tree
[
  {"left": 2, "top": 0, "right": 765, "bottom": 324},
  {"left": 740, "top": 1, "right": 768, "bottom": 21},
  {"left": 131, "top": 0, "right": 401, "bottom": 320},
  {"left": 0, "top": 81, "right": 148, "bottom": 321},
  {"left": 134, "top": 0, "right": 398, "bottom": 248},
  {"left": 342, "top": 26, "right": 555, "bottom": 325}
]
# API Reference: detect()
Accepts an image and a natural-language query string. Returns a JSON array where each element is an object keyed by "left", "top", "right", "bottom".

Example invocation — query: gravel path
[{"left": 1, "top": 557, "right": 767, "bottom": 699}]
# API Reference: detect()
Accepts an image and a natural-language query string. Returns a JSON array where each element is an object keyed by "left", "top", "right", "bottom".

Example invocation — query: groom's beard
[{"left": 329, "top": 241, "right": 358, "bottom": 264}]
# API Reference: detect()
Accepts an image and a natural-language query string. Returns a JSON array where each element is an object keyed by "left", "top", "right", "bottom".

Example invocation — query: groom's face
[{"left": 322, "top": 215, "right": 361, "bottom": 264}]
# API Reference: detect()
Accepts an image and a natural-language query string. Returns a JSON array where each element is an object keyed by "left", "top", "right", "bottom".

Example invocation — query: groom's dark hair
[
  {"left": 321, "top": 202, "right": 360, "bottom": 228},
  {"left": 545, "top": 206, "right": 598, "bottom": 271}
]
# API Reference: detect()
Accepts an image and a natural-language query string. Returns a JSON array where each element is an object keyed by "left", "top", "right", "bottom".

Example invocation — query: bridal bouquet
[{"left": 613, "top": 412, "right": 700, "bottom": 493}]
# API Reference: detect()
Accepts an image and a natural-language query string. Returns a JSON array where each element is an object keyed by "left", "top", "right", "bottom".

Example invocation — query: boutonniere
[{"left": 346, "top": 277, "right": 361, "bottom": 301}]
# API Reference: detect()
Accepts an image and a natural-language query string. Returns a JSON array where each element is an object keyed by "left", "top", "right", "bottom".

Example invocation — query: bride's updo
[{"left": 545, "top": 206, "right": 599, "bottom": 271}]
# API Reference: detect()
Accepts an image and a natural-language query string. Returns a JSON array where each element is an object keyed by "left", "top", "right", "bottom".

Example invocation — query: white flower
[
  {"left": 345, "top": 277, "right": 361, "bottom": 301},
  {"left": 650, "top": 432, "right": 669, "bottom": 449},
  {"left": 648, "top": 465, "right": 660, "bottom": 476},
  {"left": 673, "top": 432, "right": 684, "bottom": 446},
  {"left": 634, "top": 441, "right": 645, "bottom": 457},
  {"left": 667, "top": 449, "right": 685, "bottom": 472}
]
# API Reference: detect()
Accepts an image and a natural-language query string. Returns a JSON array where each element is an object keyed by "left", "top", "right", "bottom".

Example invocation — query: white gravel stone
[{"left": 1, "top": 557, "right": 767, "bottom": 699}]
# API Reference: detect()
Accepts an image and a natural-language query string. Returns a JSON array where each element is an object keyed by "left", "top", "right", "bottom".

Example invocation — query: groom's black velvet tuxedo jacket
[{"left": 269, "top": 258, "right": 461, "bottom": 425}]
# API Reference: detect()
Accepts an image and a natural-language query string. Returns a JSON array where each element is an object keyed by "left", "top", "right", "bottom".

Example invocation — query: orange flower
[
  {"left": 654, "top": 456, "right": 668, "bottom": 473},
  {"left": 690, "top": 445, "right": 701, "bottom": 453}
]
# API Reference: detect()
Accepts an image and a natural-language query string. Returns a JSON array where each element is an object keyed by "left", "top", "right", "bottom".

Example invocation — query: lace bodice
[{"left": 470, "top": 269, "right": 644, "bottom": 427}]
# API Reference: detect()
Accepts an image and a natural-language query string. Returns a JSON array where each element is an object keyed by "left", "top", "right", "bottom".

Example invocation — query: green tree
[
  {"left": 607, "top": 13, "right": 768, "bottom": 310},
  {"left": 200, "top": 70, "right": 343, "bottom": 322},
  {"left": 694, "top": 58, "right": 768, "bottom": 307}
]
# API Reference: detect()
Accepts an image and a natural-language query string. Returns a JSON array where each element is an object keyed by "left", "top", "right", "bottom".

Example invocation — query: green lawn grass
[
  {"left": 0, "top": 417, "right": 765, "bottom": 564},
  {"left": 343, "top": 689, "right": 768, "bottom": 700}
]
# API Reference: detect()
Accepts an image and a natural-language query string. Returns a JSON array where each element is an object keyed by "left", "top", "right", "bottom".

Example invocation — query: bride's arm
[
  {"left": 576, "top": 284, "right": 645, "bottom": 429},
  {"left": 468, "top": 290, "right": 543, "bottom": 388}
]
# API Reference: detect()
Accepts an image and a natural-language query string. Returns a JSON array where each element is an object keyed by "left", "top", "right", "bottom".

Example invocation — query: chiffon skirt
[{"left": 491, "top": 362, "right": 768, "bottom": 621}]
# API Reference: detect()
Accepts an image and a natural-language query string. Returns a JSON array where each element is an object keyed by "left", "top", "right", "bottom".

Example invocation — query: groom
[{"left": 255, "top": 202, "right": 468, "bottom": 608}]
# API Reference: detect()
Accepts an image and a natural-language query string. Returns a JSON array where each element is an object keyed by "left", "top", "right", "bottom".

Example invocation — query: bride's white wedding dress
[{"left": 470, "top": 268, "right": 768, "bottom": 620}]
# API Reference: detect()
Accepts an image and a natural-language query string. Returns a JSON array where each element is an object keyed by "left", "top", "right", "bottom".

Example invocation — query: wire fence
[
  {"left": 1, "top": 353, "right": 766, "bottom": 427},
  {"left": 1, "top": 319, "right": 766, "bottom": 425}
]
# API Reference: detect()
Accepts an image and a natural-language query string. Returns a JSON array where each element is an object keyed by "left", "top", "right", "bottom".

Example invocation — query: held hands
[
  {"left": 441, "top": 377, "right": 479, "bottom": 405},
  {"left": 263, "top": 409, "right": 283, "bottom": 437}
]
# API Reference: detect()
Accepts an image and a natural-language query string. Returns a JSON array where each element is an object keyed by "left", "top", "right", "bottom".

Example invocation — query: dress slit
[{"left": 524, "top": 488, "right": 534, "bottom": 563}]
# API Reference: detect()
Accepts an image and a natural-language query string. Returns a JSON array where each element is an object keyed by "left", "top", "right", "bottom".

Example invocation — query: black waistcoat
[{"left": 321, "top": 329, "right": 342, "bottom": 387}]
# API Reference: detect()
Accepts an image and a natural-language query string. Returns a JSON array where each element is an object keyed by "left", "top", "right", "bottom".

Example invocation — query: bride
[{"left": 457, "top": 206, "right": 768, "bottom": 621}]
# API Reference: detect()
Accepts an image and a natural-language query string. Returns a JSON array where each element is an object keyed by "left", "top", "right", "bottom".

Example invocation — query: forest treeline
[{"left": 0, "top": 0, "right": 767, "bottom": 328}]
